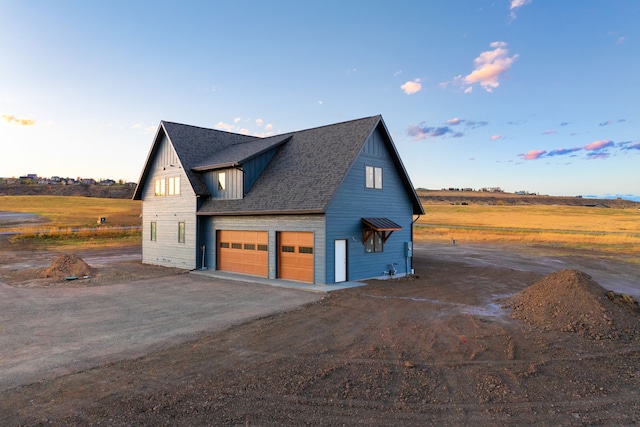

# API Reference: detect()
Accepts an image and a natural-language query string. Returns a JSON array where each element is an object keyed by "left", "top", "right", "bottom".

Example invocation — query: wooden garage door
[
  {"left": 217, "top": 230, "right": 268, "bottom": 277},
  {"left": 278, "top": 232, "right": 314, "bottom": 283}
]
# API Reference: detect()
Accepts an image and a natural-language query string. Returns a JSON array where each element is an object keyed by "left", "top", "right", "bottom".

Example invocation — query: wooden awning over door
[{"left": 361, "top": 217, "right": 402, "bottom": 244}]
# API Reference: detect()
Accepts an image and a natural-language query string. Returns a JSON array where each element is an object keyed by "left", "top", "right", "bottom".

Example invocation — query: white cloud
[
  {"left": 510, "top": 0, "right": 531, "bottom": 19},
  {"left": 401, "top": 79, "right": 422, "bottom": 95},
  {"left": 233, "top": 117, "right": 240, "bottom": 123},
  {"left": 393, "top": 70, "right": 402, "bottom": 77},
  {"left": 256, "top": 118, "right": 263, "bottom": 127},
  {"left": 265, "top": 124, "right": 273, "bottom": 131},
  {"left": 216, "top": 121, "right": 235, "bottom": 132}
]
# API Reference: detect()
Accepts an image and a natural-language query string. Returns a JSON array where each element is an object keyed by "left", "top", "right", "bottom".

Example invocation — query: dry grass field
[
  {"left": 0, "top": 195, "right": 141, "bottom": 247},
  {"left": 2, "top": 193, "right": 639, "bottom": 253},
  {"left": 415, "top": 202, "right": 640, "bottom": 255}
]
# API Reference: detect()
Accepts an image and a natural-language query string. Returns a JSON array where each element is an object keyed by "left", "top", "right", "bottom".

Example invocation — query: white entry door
[{"left": 335, "top": 239, "right": 347, "bottom": 283}]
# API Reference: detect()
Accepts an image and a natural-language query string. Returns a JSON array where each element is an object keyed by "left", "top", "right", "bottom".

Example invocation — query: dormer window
[{"left": 218, "top": 172, "right": 226, "bottom": 190}]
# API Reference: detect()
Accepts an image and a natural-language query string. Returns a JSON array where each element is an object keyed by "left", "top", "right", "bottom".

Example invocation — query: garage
[
  {"left": 278, "top": 231, "right": 314, "bottom": 283},
  {"left": 217, "top": 230, "right": 268, "bottom": 277}
]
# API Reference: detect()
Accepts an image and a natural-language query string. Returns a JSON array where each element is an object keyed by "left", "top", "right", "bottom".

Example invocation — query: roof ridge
[
  {"left": 161, "top": 120, "right": 259, "bottom": 139},
  {"left": 281, "top": 115, "right": 381, "bottom": 135}
]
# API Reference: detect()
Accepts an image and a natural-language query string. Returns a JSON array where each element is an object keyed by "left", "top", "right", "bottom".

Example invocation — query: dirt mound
[
  {"left": 40, "top": 254, "right": 96, "bottom": 279},
  {"left": 506, "top": 269, "right": 640, "bottom": 340}
]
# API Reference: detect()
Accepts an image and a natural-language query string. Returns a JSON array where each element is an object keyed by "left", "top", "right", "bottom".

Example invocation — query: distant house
[
  {"left": 81, "top": 178, "right": 96, "bottom": 185},
  {"left": 133, "top": 115, "right": 424, "bottom": 285},
  {"left": 99, "top": 179, "right": 116, "bottom": 186}
]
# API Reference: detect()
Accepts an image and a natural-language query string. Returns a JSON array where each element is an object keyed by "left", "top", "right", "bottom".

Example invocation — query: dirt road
[{"left": 0, "top": 242, "right": 639, "bottom": 425}]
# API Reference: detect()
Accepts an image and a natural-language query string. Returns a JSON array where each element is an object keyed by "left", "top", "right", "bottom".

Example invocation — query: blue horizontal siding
[{"left": 325, "top": 126, "right": 414, "bottom": 284}]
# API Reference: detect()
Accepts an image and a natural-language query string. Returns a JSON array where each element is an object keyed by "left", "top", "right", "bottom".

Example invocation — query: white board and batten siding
[{"left": 141, "top": 133, "right": 198, "bottom": 269}]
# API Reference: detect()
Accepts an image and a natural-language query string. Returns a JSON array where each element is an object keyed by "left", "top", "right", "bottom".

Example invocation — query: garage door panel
[
  {"left": 278, "top": 232, "right": 314, "bottom": 283},
  {"left": 217, "top": 230, "right": 268, "bottom": 277}
]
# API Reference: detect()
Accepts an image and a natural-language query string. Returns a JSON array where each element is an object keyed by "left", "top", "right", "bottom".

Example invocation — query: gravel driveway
[{"left": 0, "top": 274, "right": 322, "bottom": 392}]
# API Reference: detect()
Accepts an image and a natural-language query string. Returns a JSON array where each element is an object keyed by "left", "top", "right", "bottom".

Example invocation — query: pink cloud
[
  {"left": 542, "top": 129, "right": 556, "bottom": 135},
  {"left": 521, "top": 149, "right": 547, "bottom": 160},
  {"left": 457, "top": 42, "right": 518, "bottom": 93},
  {"left": 447, "top": 118, "right": 461, "bottom": 125},
  {"left": 490, "top": 135, "right": 501, "bottom": 140},
  {"left": 585, "top": 139, "right": 614, "bottom": 151}
]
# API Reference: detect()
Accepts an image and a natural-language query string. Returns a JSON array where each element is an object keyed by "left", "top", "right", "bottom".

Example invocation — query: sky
[{"left": 1, "top": 0, "right": 639, "bottom": 199}]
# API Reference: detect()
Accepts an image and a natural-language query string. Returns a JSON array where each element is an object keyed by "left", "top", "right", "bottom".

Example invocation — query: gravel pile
[{"left": 40, "top": 254, "right": 96, "bottom": 279}]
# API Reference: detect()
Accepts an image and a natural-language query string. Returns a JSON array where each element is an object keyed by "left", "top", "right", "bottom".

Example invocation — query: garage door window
[{"left": 299, "top": 246, "right": 313, "bottom": 254}]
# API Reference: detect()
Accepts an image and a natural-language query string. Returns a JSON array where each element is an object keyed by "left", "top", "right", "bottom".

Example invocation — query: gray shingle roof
[
  {"left": 192, "top": 135, "right": 292, "bottom": 171},
  {"left": 134, "top": 115, "right": 424, "bottom": 216}
]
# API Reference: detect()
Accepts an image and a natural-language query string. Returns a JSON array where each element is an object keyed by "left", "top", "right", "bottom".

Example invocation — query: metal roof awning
[{"left": 361, "top": 217, "right": 402, "bottom": 244}]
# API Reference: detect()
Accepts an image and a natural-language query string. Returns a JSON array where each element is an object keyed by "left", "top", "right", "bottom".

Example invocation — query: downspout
[{"left": 410, "top": 214, "right": 421, "bottom": 274}]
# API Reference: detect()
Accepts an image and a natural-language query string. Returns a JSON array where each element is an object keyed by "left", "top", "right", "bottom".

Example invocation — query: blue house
[{"left": 133, "top": 115, "right": 424, "bottom": 285}]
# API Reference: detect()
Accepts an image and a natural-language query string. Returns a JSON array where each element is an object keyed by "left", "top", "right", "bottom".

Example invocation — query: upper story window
[
  {"left": 155, "top": 177, "right": 180, "bottom": 196},
  {"left": 218, "top": 172, "right": 226, "bottom": 190},
  {"left": 366, "top": 166, "right": 383, "bottom": 189},
  {"left": 154, "top": 179, "right": 165, "bottom": 196},
  {"left": 168, "top": 176, "right": 180, "bottom": 195}
]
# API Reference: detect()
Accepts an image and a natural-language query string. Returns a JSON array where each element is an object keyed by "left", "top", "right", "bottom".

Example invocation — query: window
[
  {"left": 154, "top": 179, "right": 165, "bottom": 196},
  {"left": 150, "top": 222, "right": 157, "bottom": 241},
  {"left": 281, "top": 245, "right": 295, "bottom": 253},
  {"left": 219, "top": 242, "right": 230, "bottom": 248},
  {"left": 244, "top": 243, "right": 255, "bottom": 250},
  {"left": 231, "top": 243, "right": 242, "bottom": 249},
  {"left": 257, "top": 244, "right": 268, "bottom": 251},
  {"left": 178, "top": 222, "right": 185, "bottom": 243},
  {"left": 365, "top": 166, "right": 383, "bottom": 189},
  {"left": 365, "top": 231, "right": 384, "bottom": 253},
  {"left": 299, "top": 246, "right": 313, "bottom": 254},
  {"left": 218, "top": 171, "right": 226, "bottom": 191},
  {"left": 169, "top": 176, "right": 180, "bottom": 195}
]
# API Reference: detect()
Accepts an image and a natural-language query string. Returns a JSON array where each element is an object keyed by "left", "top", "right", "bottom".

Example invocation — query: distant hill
[
  {"left": 0, "top": 184, "right": 135, "bottom": 199},
  {"left": 418, "top": 190, "right": 640, "bottom": 209}
]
